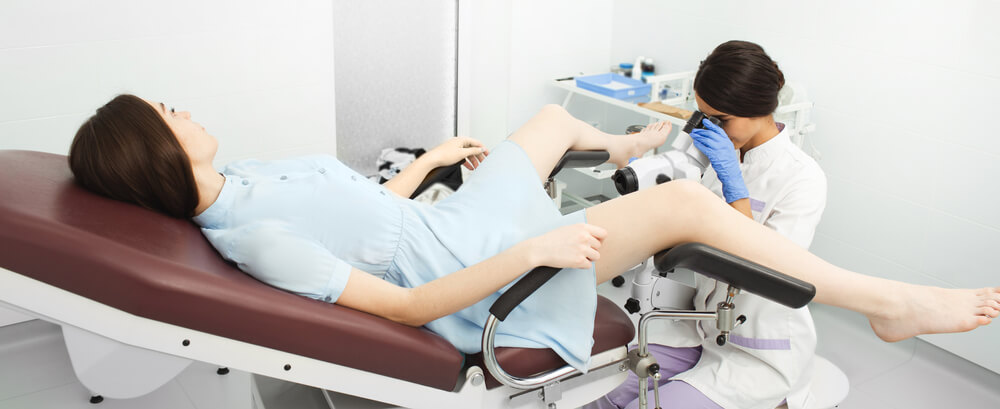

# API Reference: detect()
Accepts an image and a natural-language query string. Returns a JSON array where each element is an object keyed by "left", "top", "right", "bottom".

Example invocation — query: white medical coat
[{"left": 657, "top": 124, "right": 827, "bottom": 409}]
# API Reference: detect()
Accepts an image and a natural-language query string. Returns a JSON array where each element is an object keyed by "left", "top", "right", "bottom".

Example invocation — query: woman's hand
[
  {"left": 690, "top": 119, "right": 748, "bottom": 203},
  {"left": 423, "top": 136, "right": 489, "bottom": 170},
  {"left": 526, "top": 223, "right": 608, "bottom": 270}
]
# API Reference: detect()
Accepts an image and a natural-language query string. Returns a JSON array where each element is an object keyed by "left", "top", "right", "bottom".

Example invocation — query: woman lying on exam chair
[
  {"left": 589, "top": 40, "right": 830, "bottom": 409},
  {"left": 66, "top": 94, "right": 1000, "bottom": 376}
]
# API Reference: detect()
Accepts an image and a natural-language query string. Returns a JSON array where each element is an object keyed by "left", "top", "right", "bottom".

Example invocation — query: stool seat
[{"left": 776, "top": 355, "right": 849, "bottom": 409}]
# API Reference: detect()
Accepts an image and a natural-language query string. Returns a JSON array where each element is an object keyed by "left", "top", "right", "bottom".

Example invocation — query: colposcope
[
  {"left": 611, "top": 111, "right": 721, "bottom": 195},
  {"left": 610, "top": 112, "right": 724, "bottom": 319}
]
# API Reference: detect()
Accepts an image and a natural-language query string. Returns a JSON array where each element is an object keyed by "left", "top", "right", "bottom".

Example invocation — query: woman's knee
[
  {"left": 534, "top": 104, "right": 577, "bottom": 126},
  {"left": 538, "top": 103, "right": 568, "bottom": 116},
  {"left": 650, "top": 180, "right": 721, "bottom": 227},
  {"left": 654, "top": 179, "right": 715, "bottom": 204}
]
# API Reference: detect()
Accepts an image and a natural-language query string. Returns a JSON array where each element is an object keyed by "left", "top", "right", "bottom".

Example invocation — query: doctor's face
[
  {"left": 145, "top": 99, "right": 218, "bottom": 165},
  {"left": 695, "top": 95, "right": 761, "bottom": 151}
]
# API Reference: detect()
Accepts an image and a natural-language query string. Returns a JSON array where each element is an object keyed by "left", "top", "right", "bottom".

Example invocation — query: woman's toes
[{"left": 984, "top": 306, "right": 1000, "bottom": 318}]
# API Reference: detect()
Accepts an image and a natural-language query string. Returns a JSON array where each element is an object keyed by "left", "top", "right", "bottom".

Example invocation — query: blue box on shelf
[{"left": 575, "top": 73, "right": 651, "bottom": 102}]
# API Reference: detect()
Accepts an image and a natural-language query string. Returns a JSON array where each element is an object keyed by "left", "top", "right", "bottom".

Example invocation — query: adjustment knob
[
  {"left": 624, "top": 298, "right": 641, "bottom": 314},
  {"left": 611, "top": 275, "right": 625, "bottom": 287},
  {"left": 655, "top": 173, "right": 671, "bottom": 185}
]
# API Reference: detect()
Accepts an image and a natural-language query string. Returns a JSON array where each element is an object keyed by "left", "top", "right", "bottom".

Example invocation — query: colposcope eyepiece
[{"left": 682, "top": 110, "right": 722, "bottom": 134}]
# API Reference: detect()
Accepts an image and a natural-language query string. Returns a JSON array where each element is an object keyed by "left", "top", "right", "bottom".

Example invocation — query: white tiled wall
[
  {"left": 606, "top": 0, "right": 1000, "bottom": 373},
  {"left": 0, "top": 0, "right": 337, "bottom": 167}
]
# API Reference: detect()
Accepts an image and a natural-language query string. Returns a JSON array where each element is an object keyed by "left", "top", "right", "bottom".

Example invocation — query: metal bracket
[{"left": 542, "top": 381, "right": 562, "bottom": 406}]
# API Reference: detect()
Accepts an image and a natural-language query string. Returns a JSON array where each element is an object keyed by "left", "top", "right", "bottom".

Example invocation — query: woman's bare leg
[
  {"left": 504, "top": 104, "right": 1000, "bottom": 341},
  {"left": 505, "top": 104, "right": 670, "bottom": 182},
  {"left": 586, "top": 179, "right": 1000, "bottom": 342}
]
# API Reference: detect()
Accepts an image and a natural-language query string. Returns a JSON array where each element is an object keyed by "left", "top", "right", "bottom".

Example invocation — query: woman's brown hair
[
  {"left": 68, "top": 94, "right": 199, "bottom": 218},
  {"left": 694, "top": 40, "right": 786, "bottom": 118}
]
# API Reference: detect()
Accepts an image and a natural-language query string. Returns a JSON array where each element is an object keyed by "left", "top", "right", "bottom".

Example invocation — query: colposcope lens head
[{"left": 683, "top": 111, "right": 706, "bottom": 134}]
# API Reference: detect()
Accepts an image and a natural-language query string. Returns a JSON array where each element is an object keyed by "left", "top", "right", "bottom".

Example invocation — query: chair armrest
[
  {"left": 488, "top": 266, "right": 560, "bottom": 321},
  {"left": 481, "top": 266, "right": 578, "bottom": 390}
]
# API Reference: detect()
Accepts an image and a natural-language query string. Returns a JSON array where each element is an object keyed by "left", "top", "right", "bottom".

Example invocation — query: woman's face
[
  {"left": 145, "top": 99, "right": 218, "bottom": 165},
  {"left": 694, "top": 94, "right": 767, "bottom": 151}
]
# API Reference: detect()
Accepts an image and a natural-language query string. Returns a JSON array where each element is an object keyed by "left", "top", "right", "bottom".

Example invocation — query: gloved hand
[{"left": 690, "top": 119, "right": 749, "bottom": 203}]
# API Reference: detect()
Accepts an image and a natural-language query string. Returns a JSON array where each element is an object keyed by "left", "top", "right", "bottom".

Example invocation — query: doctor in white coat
[{"left": 587, "top": 40, "right": 827, "bottom": 409}]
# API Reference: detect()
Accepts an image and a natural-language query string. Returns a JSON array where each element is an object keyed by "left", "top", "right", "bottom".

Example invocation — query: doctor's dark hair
[
  {"left": 68, "top": 94, "right": 199, "bottom": 219},
  {"left": 694, "top": 40, "right": 785, "bottom": 118}
]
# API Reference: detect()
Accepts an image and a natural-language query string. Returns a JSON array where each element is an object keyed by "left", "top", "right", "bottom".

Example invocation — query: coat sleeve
[{"left": 762, "top": 168, "right": 828, "bottom": 249}]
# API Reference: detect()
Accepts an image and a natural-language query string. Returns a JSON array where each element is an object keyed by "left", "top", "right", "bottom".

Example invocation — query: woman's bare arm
[
  {"left": 336, "top": 223, "right": 606, "bottom": 326},
  {"left": 381, "top": 155, "right": 437, "bottom": 198},
  {"left": 382, "top": 136, "right": 488, "bottom": 198}
]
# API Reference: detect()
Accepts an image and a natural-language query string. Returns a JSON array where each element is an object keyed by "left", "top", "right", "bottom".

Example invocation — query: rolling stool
[{"left": 776, "top": 355, "right": 849, "bottom": 409}]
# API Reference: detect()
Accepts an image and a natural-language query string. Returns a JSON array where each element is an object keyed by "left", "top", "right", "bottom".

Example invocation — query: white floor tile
[
  {"left": 835, "top": 387, "right": 901, "bottom": 409},
  {"left": 0, "top": 320, "right": 253, "bottom": 409},
  {"left": 854, "top": 341, "right": 1000, "bottom": 409},
  {"left": 0, "top": 320, "right": 78, "bottom": 401},
  {"left": 810, "top": 303, "right": 916, "bottom": 385},
  {"left": 177, "top": 364, "right": 252, "bottom": 409},
  {"left": 324, "top": 390, "right": 402, "bottom": 409},
  {"left": 253, "top": 375, "right": 330, "bottom": 409},
  {"left": 0, "top": 376, "right": 196, "bottom": 409}
]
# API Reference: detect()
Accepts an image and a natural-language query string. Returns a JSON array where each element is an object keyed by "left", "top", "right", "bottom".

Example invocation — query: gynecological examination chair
[{"left": 0, "top": 149, "right": 816, "bottom": 409}]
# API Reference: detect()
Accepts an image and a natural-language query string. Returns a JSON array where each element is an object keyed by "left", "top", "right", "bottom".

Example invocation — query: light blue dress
[{"left": 193, "top": 141, "right": 597, "bottom": 371}]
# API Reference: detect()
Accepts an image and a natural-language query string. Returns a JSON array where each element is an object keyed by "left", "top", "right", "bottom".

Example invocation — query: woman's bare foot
[
  {"left": 868, "top": 285, "right": 1000, "bottom": 342},
  {"left": 608, "top": 121, "right": 672, "bottom": 168}
]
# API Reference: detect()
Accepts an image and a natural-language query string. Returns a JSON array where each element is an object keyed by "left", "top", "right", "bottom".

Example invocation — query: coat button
[
  {"left": 323, "top": 296, "right": 332, "bottom": 302},
  {"left": 318, "top": 168, "right": 326, "bottom": 174},
  {"left": 242, "top": 180, "right": 249, "bottom": 186},
  {"left": 280, "top": 175, "right": 288, "bottom": 180},
  {"left": 351, "top": 175, "right": 357, "bottom": 181}
]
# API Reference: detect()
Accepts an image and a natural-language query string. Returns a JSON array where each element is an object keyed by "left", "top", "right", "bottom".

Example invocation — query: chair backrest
[{"left": 0, "top": 150, "right": 465, "bottom": 391}]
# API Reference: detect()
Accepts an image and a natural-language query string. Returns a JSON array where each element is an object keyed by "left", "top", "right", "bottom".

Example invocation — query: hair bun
[{"left": 772, "top": 60, "right": 785, "bottom": 89}]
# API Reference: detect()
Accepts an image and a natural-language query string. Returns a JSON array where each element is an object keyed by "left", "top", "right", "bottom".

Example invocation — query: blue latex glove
[{"left": 690, "top": 118, "right": 749, "bottom": 203}]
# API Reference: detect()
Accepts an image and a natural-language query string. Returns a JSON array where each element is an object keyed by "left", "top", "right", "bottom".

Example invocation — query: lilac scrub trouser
[{"left": 581, "top": 344, "right": 724, "bottom": 409}]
